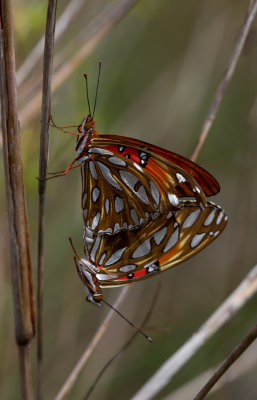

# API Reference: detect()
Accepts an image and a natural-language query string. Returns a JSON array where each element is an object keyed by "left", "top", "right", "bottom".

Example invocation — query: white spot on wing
[
  {"left": 82, "top": 192, "right": 87, "bottom": 207},
  {"left": 91, "top": 212, "right": 100, "bottom": 229},
  {"left": 90, "top": 236, "right": 101, "bottom": 262},
  {"left": 203, "top": 209, "right": 216, "bottom": 226},
  {"left": 115, "top": 196, "right": 124, "bottom": 213},
  {"left": 92, "top": 187, "right": 100, "bottom": 202},
  {"left": 216, "top": 211, "right": 224, "bottom": 225},
  {"left": 96, "top": 273, "right": 118, "bottom": 281},
  {"left": 105, "top": 247, "right": 127, "bottom": 266},
  {"left": 108, "top": 156, "right": 127, "bottom": 166},
  {"left": 137, "top": 185, "right": 149, "bottom": 205},
  {"left": 176, "top": 173, "right": 186, "bottom": 183},
  {"left": 154, "top": 227, "right": 168, "bottom": 245},
  {"left": 183, "top": 209, "right": 201, "bottom": 228},
  {"left": 97, "top": 162, "right": 122, "bottom": 190},
  {"left": 89, "top": 147, "right": 113, "bottom": 155},
  {"left": 150, "top": 181, "right": 160, "bottom": 206},
  {"left": 89, "top": 161, "right": 98, "bottom": 180},
  {"left": 130, "top": 209, "right": 139, "bottom": 225},
  {"left": 132, "top": 239, "right": 151, "bottom": 258},
  {"left": 98, "top": 252, "right": 106, "bottom": 266},
  {"left": 191, "top": 233, "right": 206, "bottom": 248},
  {"left": 105, "top": 198, "right": 110, "bottom": 215},
  {"left": 119, "top": 264, "right": 136, "bottom": 273},
  {"left": 163, "top": 227, "right": 179, "bottom": 252},
  {"left": 168, "top": 193, "right": 179, "bottom": 206}
]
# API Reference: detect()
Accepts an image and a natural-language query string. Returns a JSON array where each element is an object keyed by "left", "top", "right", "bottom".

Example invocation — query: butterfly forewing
[
  {"left": 81, "top": 137, "right": 209, "bottom": 235},
  {"left": 94, "top": 135, "right": 220, "bottom": 196},
  {"left": 82, "top": 201, "right": 227, "bottom": 288}
]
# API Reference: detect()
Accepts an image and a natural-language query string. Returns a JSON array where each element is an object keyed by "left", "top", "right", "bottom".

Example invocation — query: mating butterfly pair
[{"left": 63, "top": 106, "right": 227, "bottom": 306}]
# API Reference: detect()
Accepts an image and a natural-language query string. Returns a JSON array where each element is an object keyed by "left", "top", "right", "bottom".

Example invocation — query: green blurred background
[{"left": 1, "top": 0, "right": 257, "bottom": 399}]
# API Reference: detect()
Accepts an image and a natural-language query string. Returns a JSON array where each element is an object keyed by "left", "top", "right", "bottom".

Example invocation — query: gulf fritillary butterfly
[{"left": 60, "top": 69, "right": 227, "bottom": 305}]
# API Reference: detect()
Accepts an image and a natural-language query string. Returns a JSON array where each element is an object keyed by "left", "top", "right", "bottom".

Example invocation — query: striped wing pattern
[
  {"left": 81, "top": 140, "right": 207, "bottom": 235},
  {"left": 66, "top": 115, "right": 227, "bottom": 304},
  {"left": 80, "top": 201, "right": 227, "bottom": 288}
]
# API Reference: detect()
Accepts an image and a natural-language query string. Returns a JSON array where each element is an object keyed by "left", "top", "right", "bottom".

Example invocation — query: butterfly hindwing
[{"left": 82, "top": 201, "right": 227, "bottom": 288}]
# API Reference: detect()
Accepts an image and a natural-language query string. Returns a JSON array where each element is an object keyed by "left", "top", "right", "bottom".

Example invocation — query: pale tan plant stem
[{"left": 190, "top": 0, "right": 257, "bottom": 161}]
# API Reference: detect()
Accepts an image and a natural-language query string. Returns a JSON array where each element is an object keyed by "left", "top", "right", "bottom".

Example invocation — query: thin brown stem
[
  {"left": 37, "top": 1, "right": 57, "bottom": 399},
  {"left": 54, "top": 286, "right": 130, "bottom": 400},
  {"left": 19, "top": 0, "right": 139, "bottom": 127},
  {"left": 0, "top": 0, "right": 35, "bottom": 398},
  {"left": 83, "top": 286, "right": 160, "bottom": 400},
  {"left": 190, "top": 0, "right": 257, "bottom": 161},
  {"left": 130, "top": 263, "right": 257, "bottom": 400},
  {"left": 193, "top": 322, "right": 257, "bottom": 400}
]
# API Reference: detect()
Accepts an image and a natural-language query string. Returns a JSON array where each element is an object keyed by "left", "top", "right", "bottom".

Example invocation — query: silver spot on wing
[
  {"left": 154, "top": 226, "right": 168, "bottom": 245},
  {"left": 90, "top": 235, "right": 101, "bottom": 262},
  {"left": 119, "top": 170, "right": 138, "bottom": 190},
  {"left": 98, "top": 252, "right": 107, "bottom": 266},
  {"left": 89, "top": 161, "right": 98, "bottom": 180},
  {"left": 132, "top": 239, "right": 151, "bottom": 259},
  {"left": 108, "top": 156, "right": 127, "bottom": 166},
  {"left": 119, "top": 264, "right": 136, "bottom": 273},
  {"left": 115, "top": 196, "right": 124, "bottom": 213},
  {"left": 89, "top": 147, "right": 113, "bottom": 155},
  {"left": 176, "top": 172, "right": 186, "bottom": 183},
  {"left": 163, "top": 227, "right": 179, "bottom": 252},
  {"left": 216, "top": 211, "right": 224, "bottom": 225},
  {"left": 96, "top": 273, "right": 118, "bottom": 281},
  {"left": 91, "top": 212, "right": 100, "bottom": 229},
  {"left": 130, "top": 209, "right": 139, "bottom": 225},
  {"left": 168, "top": 193, "right": 179, "bottom": 206},
  {"left": 105, "top": 247, "right": 127, "bottom": 266},
  {"left": 97, "top": 161, "right": 122, "bottom": 190},
  {"left": 183, "top": 209, "right": 201, "bottom": 228},
  {"left": 105, "top": 198, "right": 110, "bottom": 215},
  {"left": 82, "top": 192, "right": 87, "bottom": 207},
  {"left": 150, "top": 181, "right": 160, "bottom": 206},
  {"left": 92, "top": 187, "right": 100, "bottom": 202},
  {"left": 203, "top": 209, "right": 216, "bottom": 226},
  {"left": 191, "top": 233, "right": 206, "bottom": 248}
]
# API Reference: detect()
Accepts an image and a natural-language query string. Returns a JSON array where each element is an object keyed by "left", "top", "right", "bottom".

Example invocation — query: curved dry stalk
[
  {"left": 162, "top": 340, "right": 257, "bottom": 400},
  {"left": 193, "top": 322, "right": 257, "bottom": 400},
  {"left": 190, "top": 0, "right": 257, "bottom": 161},
  {"left": 54, "top": 286, "right": 130, "bottom": 400},
  {"left": 130, "top": 263, "right": 257, "bottom": 400},
  {"left": 17, "top": 0, "right": 87, "bottom": 87},
  {"left": 19, "top": 0, "right": 139, "bottom": 127},
  {"left": 83, "top": 287, "right": 160, "bottom": 400},
  {"left": 37, "top": 1, "right": 57, "bottom": 399},
  {"left": 0, "top": 1, "right": 35, "bottom": 398}
]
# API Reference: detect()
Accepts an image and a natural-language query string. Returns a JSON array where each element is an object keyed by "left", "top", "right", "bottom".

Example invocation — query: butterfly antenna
[
  {"left": 83, "top": 73, "right": 92, "bottom": 117},
  {"left": 92, "top": 60, "right": 102, "bottom": 118},
  {"left": 102, "top": 298, "right": 152, "bottom": 343}
]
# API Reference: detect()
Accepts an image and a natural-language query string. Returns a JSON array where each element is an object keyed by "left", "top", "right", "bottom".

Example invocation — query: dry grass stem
[
  {"left": 54, "top": 286, "right": 130, "bottom": 400},
  {"left": 19, "top": 0, "right": 139, "bottom": 127},
  {"left": 0, "top": 0, "right": 35, "bottom": 398},
  {"left": 83, "top": 287, "right": 160, "bottom": 400},
  {"left": 130, "top": 263, "right": 257, "bottom": 400},
  {"left": 17, "top": 0, "right": 86, "bottom": 87},
  {"left": 190, "top": 0, "right": 257, "bottom": 161},
  {"left": 193, "top": 322, "right": 257, "bottom": 400},
  {"left": 162, "top": 341, "right": 257, "bottom": 400},
  {"left": 37, "top": 1, "right": 57, "bottom": 399}
]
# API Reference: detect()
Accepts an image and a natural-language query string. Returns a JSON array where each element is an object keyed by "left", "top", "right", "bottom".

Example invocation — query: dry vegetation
[{"left": 1, "top": 1, "right": 257, "bottom": 399}]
